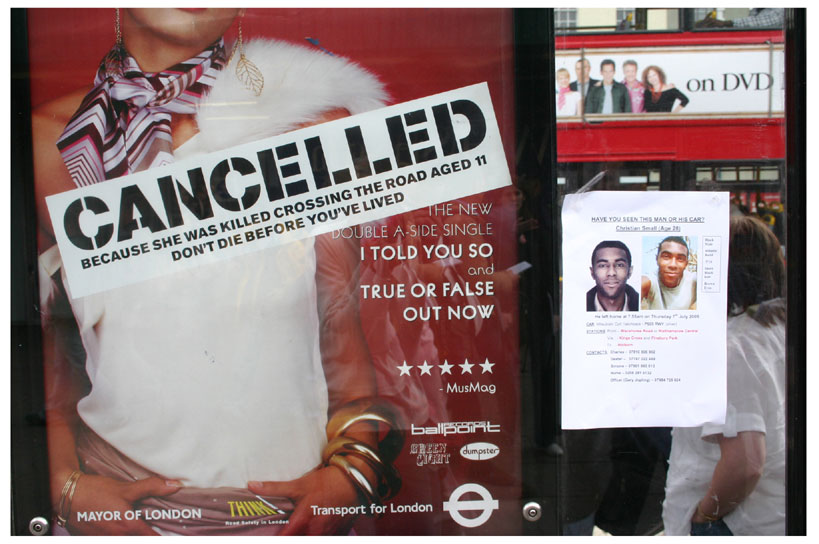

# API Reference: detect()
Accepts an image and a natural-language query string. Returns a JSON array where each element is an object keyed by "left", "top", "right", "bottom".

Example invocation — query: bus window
[
  {"left": 555, "top": 8, "right": 682, "bottom": 33},
  {"left": 555, "top": 8, "right": 784, "bottom": 34},
  {"left": 693, "top": 8, "right": 784, "bottom": 30}
]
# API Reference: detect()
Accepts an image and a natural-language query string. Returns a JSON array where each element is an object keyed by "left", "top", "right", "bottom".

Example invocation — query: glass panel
[
  {"left": 555, "top": 8, "right": 788, "bottom": 537},
  {"left": 759, "top": 166, "right": 779, "bottom": 181},
  {"left": 719, "top": 168, "right": 738, "bottom": 181},
  {"left": 738, "top": 167, "right": 755, "bottom": 181},
  {"left": 555, "top": 8, "right": 578, "bottom": 30}
]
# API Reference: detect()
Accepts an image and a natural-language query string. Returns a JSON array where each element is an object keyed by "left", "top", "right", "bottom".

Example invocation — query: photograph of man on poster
[
  {"left": 641, "top": 236, "right": 697, "bottom": 310},
  {"left": 586, "top": 240, "right": 639, "bottom": 312},
  {"left": 584, "top": 59, "right": 632, "bottom": 114},
  {"left": 569, "top": 58, "right": 598, "bottom": 95}
]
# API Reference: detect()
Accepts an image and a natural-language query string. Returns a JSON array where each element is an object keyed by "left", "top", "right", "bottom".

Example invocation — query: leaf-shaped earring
[
  {"left": 103, "top": 8, "right": 126, "bottom": 80},
  {"left": 234, "top": 18, "right": 264, "bottom": 96}
]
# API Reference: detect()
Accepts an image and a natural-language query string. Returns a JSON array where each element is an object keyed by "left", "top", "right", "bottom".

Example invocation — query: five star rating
[{"left": 397, "top": 358, "right": 495, "bottom": 376}]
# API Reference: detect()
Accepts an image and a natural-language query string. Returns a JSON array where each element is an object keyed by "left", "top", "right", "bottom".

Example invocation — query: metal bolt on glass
[
  {"left": 29, "top": 517, "right": 49, "bottom": 535},
  {"left": 522, "top": 501, "right": 542, "bottom": 522}
]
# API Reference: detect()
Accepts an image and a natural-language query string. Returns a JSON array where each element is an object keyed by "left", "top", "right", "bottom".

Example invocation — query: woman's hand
[
  {"left": 62, "top": 474, "right": 182, "bottom": 535},
  {"left": 691, "top": 431, "right": 766, "bottom": 529},
  {"left": 248, "top": 465, "right": 362, "bottom": 535},
  {"left": 690, "top": 502, "right": 714, "bottom": 524}
]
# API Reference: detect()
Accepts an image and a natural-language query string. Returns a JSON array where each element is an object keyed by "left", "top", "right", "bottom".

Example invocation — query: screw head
[
  {"left": 522, "top": 501, "right": 542, "bottom": 522},
  {"left": 29, "top": 516, "right": 50, "bottom": 535}
]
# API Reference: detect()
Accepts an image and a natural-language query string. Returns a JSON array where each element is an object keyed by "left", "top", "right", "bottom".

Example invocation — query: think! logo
[{"left": 228, "top": 497, "right": 285, "bottom": 518}]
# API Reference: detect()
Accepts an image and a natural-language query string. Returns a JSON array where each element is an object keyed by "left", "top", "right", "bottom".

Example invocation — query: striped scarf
[{"left": 57, "top": 40, "right": 226, "bottom": 187}]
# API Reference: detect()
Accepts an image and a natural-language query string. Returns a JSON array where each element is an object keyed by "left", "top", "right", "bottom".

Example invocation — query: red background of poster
[
  {"left": 26, "top": 8, "right": 520, "bottom": 535},
  {"left": 27, "top": 8, "right": 515, "bottom": 166}
]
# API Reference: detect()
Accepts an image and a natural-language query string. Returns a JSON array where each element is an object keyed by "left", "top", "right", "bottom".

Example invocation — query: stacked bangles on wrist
[
  {"left": 322, "top": 398, "right": 405, "bottom": 512},
  {"left": 56, "top": 470, "right": 82, "bottom": 528}
]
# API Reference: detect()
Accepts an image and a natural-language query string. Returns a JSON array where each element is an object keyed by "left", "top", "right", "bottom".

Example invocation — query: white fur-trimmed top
[{"left": 194, "top": 39, "right": 389, "bottom": 153}]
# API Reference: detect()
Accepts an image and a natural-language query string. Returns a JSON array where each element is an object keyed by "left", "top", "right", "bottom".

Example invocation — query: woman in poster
[
  {"left": 662, "top": 215, "right": 786, "bottom": 535},
  {"left": 33, "top": 8, "right": 402, "bottom": 535},
  {"left": 555, "top": 67, "right": 582, "bottom": 116},
  {"left": 642, "top": 65, "right": 689, "bottom": 113}
]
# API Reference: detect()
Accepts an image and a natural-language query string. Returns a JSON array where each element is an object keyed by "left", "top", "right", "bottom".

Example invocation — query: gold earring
[
  {"left": 103, "top": 8, "right": 126, "bottom": 79},
  {"left": 232, "top": 17, "right": 263, "bottom": 96}
]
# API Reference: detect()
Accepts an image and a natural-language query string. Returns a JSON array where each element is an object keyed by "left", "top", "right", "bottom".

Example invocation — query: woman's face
[
  {"left": 123, "top": 8, "right": 240, "bottom": 49},
  {"left": 557, "top": 71, "right": 570, "bottom": 88},
  {"left": 647, "top": 69, "right": 661, "bottom": 88}
]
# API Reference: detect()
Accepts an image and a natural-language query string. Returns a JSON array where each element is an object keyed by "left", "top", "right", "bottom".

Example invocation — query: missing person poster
[
  {"left": 22, "top": 8, "right": 522, "bottom": 536},
  {"left": 561, "top": 191, "right": 729, "bottom": 429}
]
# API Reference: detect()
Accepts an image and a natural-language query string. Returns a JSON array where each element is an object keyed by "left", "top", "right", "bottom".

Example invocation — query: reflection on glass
[
  {"left": 663, "top": 216, "right": 786, "bottom": 536},
  {"left": 694, "top": 8, "right": 784, "bottom": 29}
]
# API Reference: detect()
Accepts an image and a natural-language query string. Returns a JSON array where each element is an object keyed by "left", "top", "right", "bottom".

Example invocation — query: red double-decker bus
[{"left": 553, "top": 8, "right": 786, "bottom": 241}]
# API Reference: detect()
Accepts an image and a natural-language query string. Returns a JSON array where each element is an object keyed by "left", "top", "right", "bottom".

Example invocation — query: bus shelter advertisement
[
  {"left": 26, "top": 9, "right": 522, "bottom": 536},
  {"left": 561, "top": 192, "right": 730, "bottom": 429}
]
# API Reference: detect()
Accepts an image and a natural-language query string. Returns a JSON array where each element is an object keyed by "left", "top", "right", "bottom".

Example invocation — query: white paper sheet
[{"left": 561, "top": 191, "right": 729, "bottom": 429}]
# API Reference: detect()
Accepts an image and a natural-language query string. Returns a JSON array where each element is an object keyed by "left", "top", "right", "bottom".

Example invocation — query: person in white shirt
[{"left": 663, "top": 215, "right": 786, "bottom": 535}]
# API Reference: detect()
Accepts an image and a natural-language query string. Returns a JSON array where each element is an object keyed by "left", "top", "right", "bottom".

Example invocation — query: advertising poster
[
  {"left": 555, "top": 45, "right": 785, "bottom": 117},
  {"left": 561, "top": 191, "right": 729, "bottom": 429},
  {"left": 25, "top": 8, "right": 521, "bottom": 535}
]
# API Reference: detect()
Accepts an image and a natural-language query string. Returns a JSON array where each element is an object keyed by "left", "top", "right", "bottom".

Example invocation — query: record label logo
[{"left": 459, "top": 442, "right": 499, "bottom": 461}]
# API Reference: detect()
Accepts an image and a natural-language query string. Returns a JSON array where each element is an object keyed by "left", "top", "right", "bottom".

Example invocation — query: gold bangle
[
  {"left": 347, "top": 451, "right": 400, "bottom": 501},
  {"left": 325, "top": 398, "right": 405, "bottom": 464},
  {"left": 63, "top": 471, "right": 82, "bottom": 527},
  {"left": 322, "top": 436, "right": 402, "bottom": 502},
  {"left": 697, "top": 502, "right": 720, "bottom": 522},
  {"left": 328, "top": 453, "right": 378, "bottom": 507},
  {"left": 324, "top": 399, "right": 407, "bottom": 507},
  {"left": 343, "top": 441, "right": 402, "bottom": 501},
  {"left": 322, "top": 436, "right": 381, "bottom": 465},
  {"left": 56, "top": 470, "right": 82, "bottom": 528}
]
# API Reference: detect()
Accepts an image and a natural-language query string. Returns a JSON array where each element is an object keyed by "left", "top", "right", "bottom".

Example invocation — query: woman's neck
[{"left": 123, "top": 34, "right": 208, "bottom": 73}]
